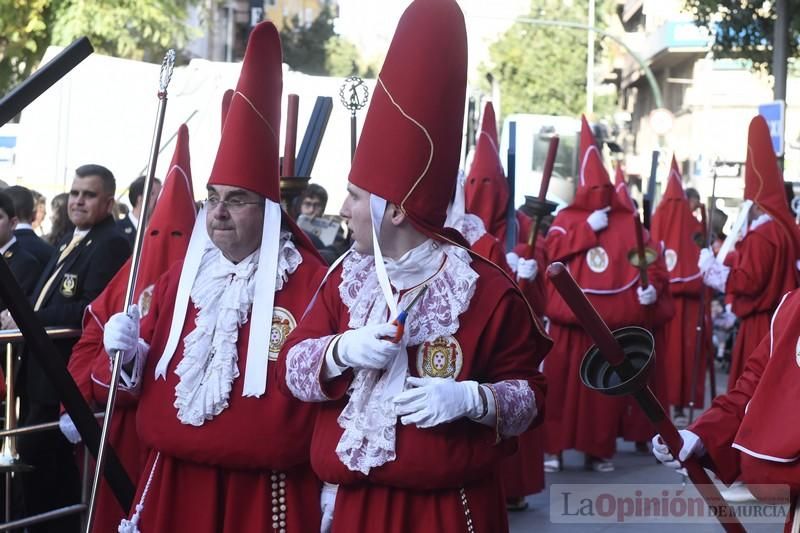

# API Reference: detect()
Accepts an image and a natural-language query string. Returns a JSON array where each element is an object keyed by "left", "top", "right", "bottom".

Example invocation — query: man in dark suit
[
  {"left": 5, "top": 185, "right": 54, "bottom": 266},
  {"left": 1, "top": 164, "right": 130, "bottom": 532},
  {"left": 117, "top": 175, "right": 161, "bottom": 248},
  {"left": 0, "top": 191, "right": 43, "bottom": 305}
]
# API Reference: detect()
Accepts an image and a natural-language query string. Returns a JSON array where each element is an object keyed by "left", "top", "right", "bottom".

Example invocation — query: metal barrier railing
[{"left": 0, "top": 327, "right": 97, "bottom": 531}]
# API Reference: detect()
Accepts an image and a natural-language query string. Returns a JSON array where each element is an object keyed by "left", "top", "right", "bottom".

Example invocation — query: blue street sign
[{"left": 758, "top": 100, "right": 786, "bottom": 156}]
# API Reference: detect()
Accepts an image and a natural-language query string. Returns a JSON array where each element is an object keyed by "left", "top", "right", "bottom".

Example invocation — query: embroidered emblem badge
[
  {"left": 269, "top": 307, "right": 296, "bottom": 361},
  {"left": 60, "top": 273, "right": 78, "bottom": 297},
  {"left": 586, "top": 246, "right": 609, "bottom": 273},
  {"left": 137, "top": 283, "right": 155, "bottom": 317},
  {"left": 665, "top": 249, "right": 678, "bottom": 272},
  {"left": 417, "top": 336, "right": 463, "bottom": 379},
  {"left": 3, "top": 250, "right": 12, "bottom": 259}
]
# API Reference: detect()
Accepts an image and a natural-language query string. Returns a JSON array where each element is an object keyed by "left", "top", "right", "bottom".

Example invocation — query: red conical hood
[
  {"left": 87, "top": 124, "right": 197, "bottom": 322},
  {"left": 348, "top": 0, "right": 467, "bottom": 235},
  {"left": 144, "top": 123, "right": 197, "bottom": 266},
  {"left": 652, "top": 155, "right": 703, "bottom": 283},
  {"left": 572, "top": 115, "right": 621, "bottom": 211},
  {"left": 465, "top": 102, "right": 509, "bottom": 239},
  {"left": 663, "top": 155, "right": 686, "bottom": 200},
  {"left": 614, "top": 163, "right": 635, "bottom": 212},
  {"left": 208, "top": 22, "right": 281, "bottom": 201},
  {"left": 744, "top": 114, "right": 800, "bottom": 264},
  {"left": 220, "top": 88, "right": 234, "bottom": 133}
]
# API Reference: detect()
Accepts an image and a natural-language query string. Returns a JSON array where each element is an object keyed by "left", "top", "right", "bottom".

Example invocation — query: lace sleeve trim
[
  {"left": 486, "top": 379, "right": 536, "bottom": 438},
  {"left": 285, "top": 335, "right": 337, "bottom": 402}
]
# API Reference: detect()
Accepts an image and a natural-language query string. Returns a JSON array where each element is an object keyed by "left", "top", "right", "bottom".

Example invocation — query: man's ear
[
  {"left": 9, "top": 217, "right": 18, "bottom": 232},
  {"left": 387, "top": 203, "right": 406, "bottom": 226}
]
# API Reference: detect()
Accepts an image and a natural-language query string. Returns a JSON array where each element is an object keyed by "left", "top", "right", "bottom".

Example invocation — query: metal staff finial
[
  {"left": 159, "top": 49, "right": 176, "bottom": 97},
  {"left": 84, "top": 47, "right": 176, "bottom": 533},
  {"left": 339, "top": 75, "right": 369, "bottom": 160}
]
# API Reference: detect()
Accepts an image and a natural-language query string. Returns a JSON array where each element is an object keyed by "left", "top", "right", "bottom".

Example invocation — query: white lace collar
[
  {"left": 334, "top": 243, "right": 478, "bottom": 474},
  {"left": 749, "top": 212, "right": 772, "bottom": 232},
  {"left": 383, "top": 239, "right": 444, "bottom": 290},
  {"left": 447, "top": 213, "right": 487, "bottom": 246},
  {"left": 172, "top": 231, "right": 301, "bottom": 426}
]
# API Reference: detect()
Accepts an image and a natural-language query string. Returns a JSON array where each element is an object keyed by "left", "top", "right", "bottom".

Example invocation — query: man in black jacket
[
  {"left": 0, "top": 191, "right": 42, "bottom": 306},
  {"left": 5, "top": 185, "right": 54, "bottom": 266},
  {"left": 1, "top": 164, "right": 130, "bottom": 532}
]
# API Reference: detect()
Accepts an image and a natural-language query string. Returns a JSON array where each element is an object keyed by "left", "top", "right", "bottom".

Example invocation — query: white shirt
[{"left": 0, "top": 236, "right": 17, "bottom": 255}]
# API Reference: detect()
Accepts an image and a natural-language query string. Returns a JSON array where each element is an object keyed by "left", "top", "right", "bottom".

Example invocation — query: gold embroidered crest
[
  {"left": 3, "top": 250, "right": 12, "bottom": 259},
  {"left": 137, "top": 284, "right": 155, "bottom": 317},
  {"left": 60, "top": 273, "right": 78, "bottom": 297},
  {"left": 665, "top": 249, "right": 678, "bottom": 272},
  {"left": 269, "top": 307, "right": 296, "bottom": 361},
  {"left": 586, "top": 246, "right": 609, "bottom": 273},
  {"left": 417, "top": 336, "right": 463, "bottom": 379}
]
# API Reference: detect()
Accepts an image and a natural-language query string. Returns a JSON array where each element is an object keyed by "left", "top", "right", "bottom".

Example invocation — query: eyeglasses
[{"left": 205, "top": 197, "right": 265, "bottom": 212}]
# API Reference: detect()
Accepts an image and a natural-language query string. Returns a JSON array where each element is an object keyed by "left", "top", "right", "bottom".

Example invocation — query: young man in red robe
[
  {"left": 101, "top": 22, "right": 327, "bottom": 532},
  {"left": 544, "top": 116, "right": 671, "bottom": 471},
  {"left": 651, "top": 156, "right": 709, "bottom": 424},
  {"left": 653, "top": 285, "right": 800, "bottom": 530},
  {"left": 60, "top": 124, "right": 196, "bottom": 533},
  {"left": 278, "top": 1, "right": 551, "bottom": 531},
  {"left": 698, "top": 115, "right": 800, "bottom": 391}
]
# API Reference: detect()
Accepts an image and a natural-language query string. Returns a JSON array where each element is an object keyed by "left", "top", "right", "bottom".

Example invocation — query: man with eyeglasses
[{"left": 100, "top": 23, "right": 327, "bottom": 533}]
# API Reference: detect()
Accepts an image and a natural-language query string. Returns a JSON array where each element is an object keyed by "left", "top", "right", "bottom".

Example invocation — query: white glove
[
  {"left": 59, "top": 414, "right": 81, "bottom": 444},
  {"left": 637, "top": 284, "right": 657, "bottom": 305},
  {"left": 587, "top": 207, "right": 610, "bottom": 232},
  {"left": 104, "top": 305, "right": 141, "bottom": 364},
  {"left": 652, "top": 430, "right": 705, "bottom": 472},
  {"left": 697, "top": 247, "right": 716, "bottom": 274},
  {"left": 320, "top": 482, "right": 337, "bottom": 533},
  {"left": 517, "top": 258, "right": 538, "bottom": 280},
  {"left": 505, "top": 252, "right": 520, "bottom": 273},
  {"left": 699, "top": 245, "right": 730, "bottom": 291},
  {"left": 393, "top": 376, "right": 484, "bottom": 428},
  {"left": 336, "top": 322, "right": 400, "bottom": 370}
]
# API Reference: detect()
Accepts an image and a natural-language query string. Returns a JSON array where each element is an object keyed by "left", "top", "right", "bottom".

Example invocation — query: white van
[{"left": 497, "top": 113, "right": 581, "bottom": 210}]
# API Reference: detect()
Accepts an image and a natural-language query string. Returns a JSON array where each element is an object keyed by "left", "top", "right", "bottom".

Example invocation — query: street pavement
[{"left": 509, "top": 368, "right": 786, "bottom": 532}]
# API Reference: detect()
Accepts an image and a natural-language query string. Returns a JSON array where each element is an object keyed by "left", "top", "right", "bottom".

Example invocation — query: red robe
[
  {"left": 724, "top": 219, "right": 798, "bottom": 390},
  {"left": 690, "top": 289, "right": 800, "bottom": 532},
  {"left": 278, "top": 252, "right": 550, "bottom": 533},
  {"left": 67, "top": 287, "right": 148, "bottom": 533},
  {"left": 544, "top": 208, "right": 672, "bottom": 458},
  {"left": 120, "top": 248, "right": 325, "bottom": 532}
]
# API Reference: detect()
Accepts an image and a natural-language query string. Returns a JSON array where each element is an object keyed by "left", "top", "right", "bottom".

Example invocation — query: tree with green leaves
[
  {"left": 480, "top": 0, "right": 615, "bottom": 119},
  {"left": 0, "top": 0, "right": 198, "bottom": 97},
  {"left": 280, "top": 5, "right": 336, "bottom": 76},
  {"left": 685, "top": 0, "right": 800, "bottom": 73},
  {"left": 325, "top": 35, "right": 375, "bottom": 78}
]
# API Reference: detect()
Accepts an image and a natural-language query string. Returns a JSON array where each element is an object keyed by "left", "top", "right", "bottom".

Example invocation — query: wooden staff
[
  {"left": 547, "top": 262, "right": 745, "bottom": 533},
  {"left": 518, "top": 135, "right": 558, "bottom": 292},
  {"left": 633, "top": 213, "right": 650, "bottom": 288},
  {"left": 282, "top": 93, "right": 299, "bottom": 176}
]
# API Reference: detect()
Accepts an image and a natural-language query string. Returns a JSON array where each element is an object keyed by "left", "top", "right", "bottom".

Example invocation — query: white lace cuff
[
  {"left": 486, "top": 379, "right": 536, "bottom": 439},
  {"left": 118, "top": 340, "right": 150, "bottom": 392},
  {"left": 285, "top": 335, "right": 338, "bottom": 401},
  {"left": 702, "top": 261, "right": 729, "bottom": 293}
]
